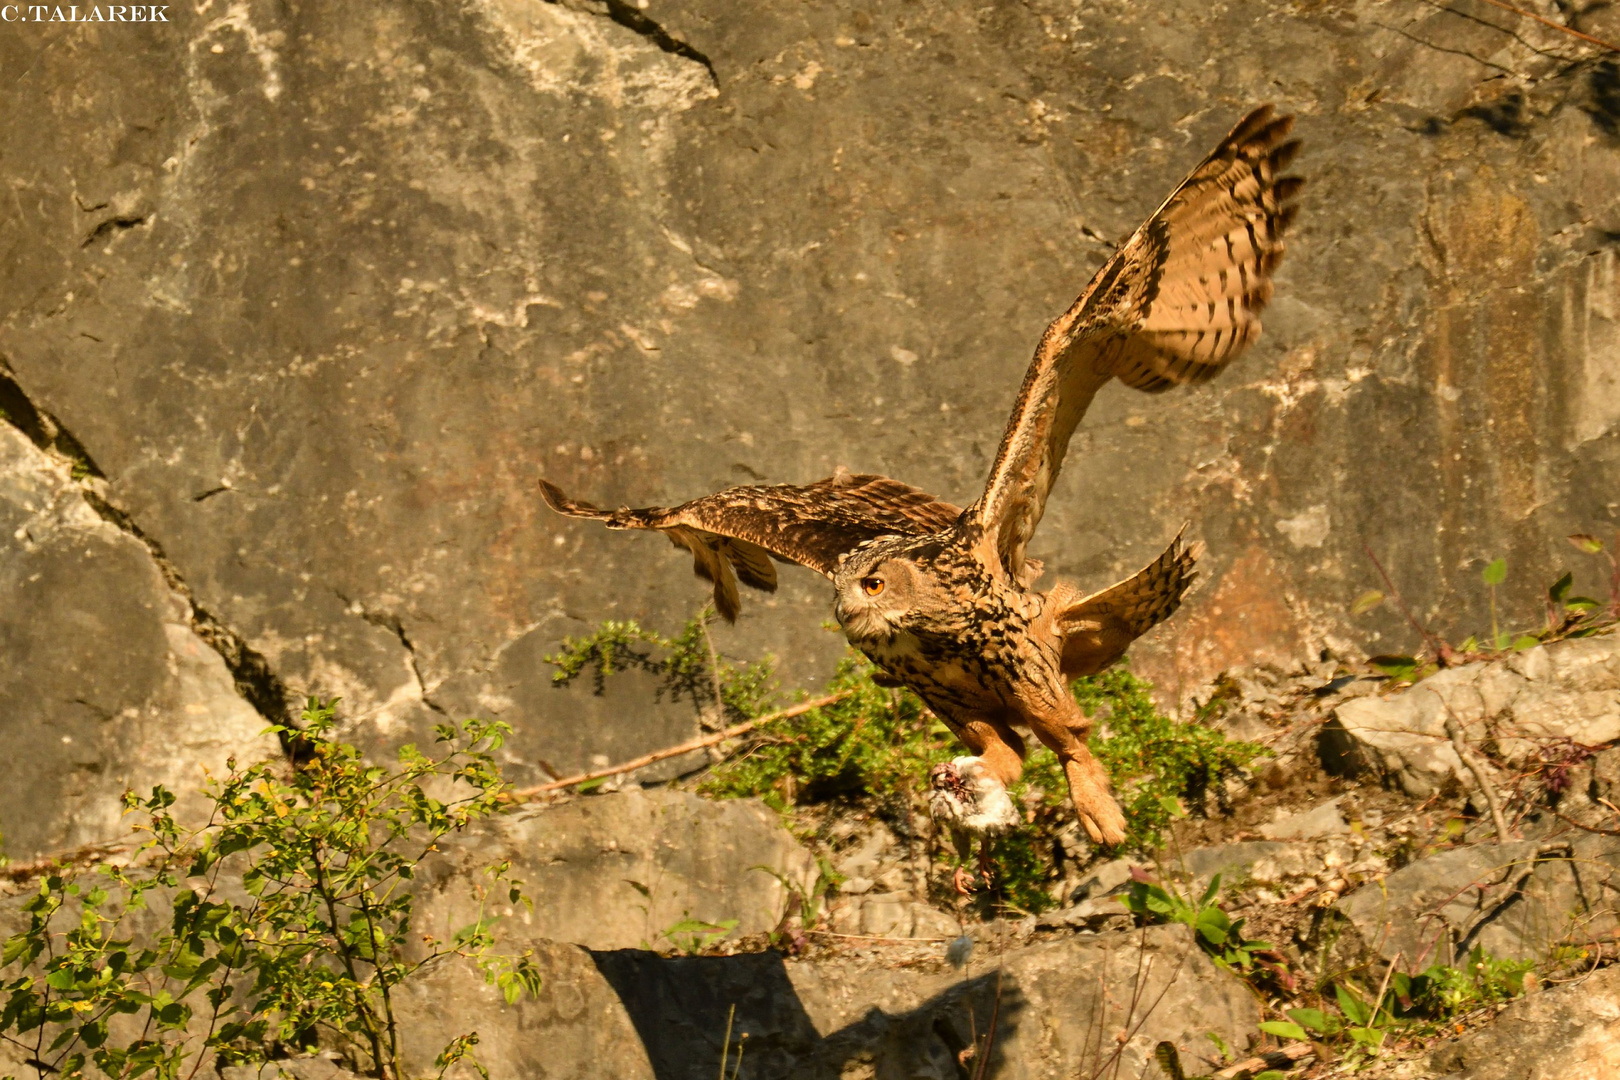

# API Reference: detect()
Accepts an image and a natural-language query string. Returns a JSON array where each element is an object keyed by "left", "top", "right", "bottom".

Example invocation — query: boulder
[
  {"left": 1334, "top": 836, "right": 1620, "bottom": 967},
  {"left": 0, "top": 424, "right": 280, "bottom": 859},
  {"left": 2, "top": 0, "right": 1619, "bottom": 798},
  {"left": 390, "top": 924, "right": 1256, "bottom": 1080},
  {"left": 1074, "top": 857, "right": 1138, "bottom": 901},
  {"left": 411, "top": 788, "right": 816, "bottom": 951},
  {"left": 1172, "top": 840, "right": 1332, "bottom": 895},
  {"left": 1259, "top": 797, "right": 1351, "bottom": 841},
  {"left": 1429, "top": 965, "right": 1620, "bottom": 1080},
  {"left": 1330, "top": 637, "right": 1620, "bottom": 798}
]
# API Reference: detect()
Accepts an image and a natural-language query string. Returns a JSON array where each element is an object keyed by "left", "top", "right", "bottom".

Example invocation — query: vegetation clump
[
  {"left": 0, "top": 700, "right": 539, "bottom": 1080},
  {"left": 545, "top": 611, "right": 773, "bottom": 726},
  {"left": 548, "top": 611, "right": 1265, "bottom": 914},
  {"left": 1077, "top": 669, "right": 1265, "bottom": 853}
]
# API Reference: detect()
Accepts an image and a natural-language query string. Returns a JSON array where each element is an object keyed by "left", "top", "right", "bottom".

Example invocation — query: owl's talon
[
  {"left": 952, "top": 866, "right": 976, "bottom": 895},
  {"left": 977, "top": 846, "right": 996, "bottom": 889}
]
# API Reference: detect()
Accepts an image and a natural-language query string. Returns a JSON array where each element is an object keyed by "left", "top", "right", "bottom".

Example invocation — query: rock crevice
[{"left": 0, "top": 359, "right": 294, "bottom": 735}]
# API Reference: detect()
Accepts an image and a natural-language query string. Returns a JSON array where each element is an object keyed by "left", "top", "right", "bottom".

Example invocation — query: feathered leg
[
  {"left": 1023, "top": 701, "right": 1128, "bottom": 847},
  {"left": 1060, "top": 743, "right": 1128, "bottom": 845}
]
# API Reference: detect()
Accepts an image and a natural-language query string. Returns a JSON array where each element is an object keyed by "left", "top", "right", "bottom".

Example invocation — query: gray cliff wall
[{"left": 2, "top": 0, "right": 1620, "bottom": 848}]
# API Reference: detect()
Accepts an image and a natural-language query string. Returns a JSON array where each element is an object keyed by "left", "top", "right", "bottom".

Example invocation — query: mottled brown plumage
[{"left": 542, "top": 106, "right": 1303, "bottom": 854}]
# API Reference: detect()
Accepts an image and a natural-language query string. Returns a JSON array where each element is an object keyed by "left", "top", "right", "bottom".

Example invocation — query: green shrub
[
  {"left": 1078, "top": 668, "right": 1266, "bottom": 854},
  {"left": 545, "top": 608, "right": 775, "bottom": 725},
  {"left": 1121, "top": 873, "right": 1293, "bottom": 989},
  {"left": 550, "top": 613, "right": 1265, "bottom": 915},
  {"left": 0, "top": 700, "right": 539, "bottom": 1080},
  {"left": 1254, "top": 946, "right": 1534, "bottom": 1062},
  {"left": 698, "top": 655, "right": 950, "bottom": 810}
]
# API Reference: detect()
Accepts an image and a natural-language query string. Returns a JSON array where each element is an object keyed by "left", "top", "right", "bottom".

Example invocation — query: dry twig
[
  {"left": 1474, "top": 0, "right": 1620, "bottom": 53},
  {"left": 510, "top": 691, "right": 850, "bottom": 798},
  {"left": 1440, "top": 704, "right": 1511, "bottom": 845},
  {"left": 1213, "top": 1041, "right": 1313, "bottom": 1080},
  {"left": 0, "top": 840, "right": 133, "bottom": 883}
]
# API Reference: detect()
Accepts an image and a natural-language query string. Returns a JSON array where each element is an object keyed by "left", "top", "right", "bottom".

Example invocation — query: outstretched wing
[
  {"left": 1048, "top": 529, "right": 1200, "bottom": 678},
  {"left": 540, "top": 470, "right": 961, "bottom": 621},
  {"left": 971, "top": 106, "right": 1302, "bottom": 581}
]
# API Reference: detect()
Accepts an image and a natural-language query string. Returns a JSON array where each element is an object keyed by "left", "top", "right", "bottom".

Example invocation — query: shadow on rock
[{"left": 589, "top": 948, "right": 1020, "bottom": 1080}]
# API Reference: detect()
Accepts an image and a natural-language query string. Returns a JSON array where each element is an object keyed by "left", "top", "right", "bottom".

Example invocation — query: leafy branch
[{"left": 0, "top": 699, "right": 541, "bottom": 1080}]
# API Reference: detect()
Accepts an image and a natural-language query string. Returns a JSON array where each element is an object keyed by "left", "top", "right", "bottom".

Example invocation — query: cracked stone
[
  {"left": 0, "top": 424, "right": 281, "bottom": 858},
  {"left": 410, "top": 788, "right": 815, "bottom": 951}
]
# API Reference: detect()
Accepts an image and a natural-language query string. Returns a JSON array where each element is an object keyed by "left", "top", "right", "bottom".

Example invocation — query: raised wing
[
  {"left": 1046, "top": 529, "right": 1200, "bottom": 678},
  {"left": 971, "top": 106, "right": 1302, "bottom": 581},
  {"left": 540, "top": 470, "right": 961, "bottom": 621}
]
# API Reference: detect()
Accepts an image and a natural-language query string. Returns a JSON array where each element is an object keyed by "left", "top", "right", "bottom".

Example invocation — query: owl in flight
[{"left": 542, "top": 106, "right": 1301, "bottom": 888}]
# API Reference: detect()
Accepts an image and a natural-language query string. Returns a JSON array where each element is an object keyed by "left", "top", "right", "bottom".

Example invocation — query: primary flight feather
[{"left": 542, "top": 106, "right": 1302, "bottom": 876}]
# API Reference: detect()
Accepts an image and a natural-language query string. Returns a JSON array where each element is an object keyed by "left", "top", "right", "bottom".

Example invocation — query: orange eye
[{"left": 860, "top": 577, "right": 885, "bottom": 597}]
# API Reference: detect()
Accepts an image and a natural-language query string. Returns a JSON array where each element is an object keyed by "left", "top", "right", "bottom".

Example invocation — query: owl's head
[{"left": 832, "top": 542, "right": 924, "bottom": 642}]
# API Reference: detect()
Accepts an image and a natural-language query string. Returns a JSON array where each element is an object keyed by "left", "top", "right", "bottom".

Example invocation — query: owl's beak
[{"left": 836, "top": 600, "right": 896, "bottom": 643}]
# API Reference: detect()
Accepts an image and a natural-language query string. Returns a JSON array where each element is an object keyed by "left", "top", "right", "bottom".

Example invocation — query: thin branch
[
  {"left": 0, "top": 840, "right": 134, "bottom": 883},
  {"left": 309, "top": 840, "right": 389, "bottom": 1079},
  {"left": 970, "top": 969, "right": 1002, "bottom": 1080},
  {"left": 1370, "top": 949, "right": 1402, "bottom": 1026},
  {"left": 1440, "top": 702, "right": 1511, "bottom": 845},
  {"left": 1213, "top": 1042, "right": 1313, "bottom": 1080},
  {"left": 1362, "top": 544, "right": 1449, "bottom": 661},
  {"left": 1472, "top": 0, "right": 1620, "bottom": 52},
  {"left": 510, "top": 692, "right": 851, "bottom": 798},
  {"left": 1552, "top": 809, "right": 1620, "bottom": 836},
  {"left": 804, "top": 930, "right": 951, "bottom": 943}
]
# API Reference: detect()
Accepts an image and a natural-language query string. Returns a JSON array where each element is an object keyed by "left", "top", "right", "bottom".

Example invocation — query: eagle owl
[{"left": 542, "top": 107, "right": 1301, "bottom": 883}]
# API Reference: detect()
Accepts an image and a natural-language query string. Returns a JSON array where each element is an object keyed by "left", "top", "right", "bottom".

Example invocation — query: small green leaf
[
  {"left": 1286, "top": 1007, "right": 1337, "bottom": 1035},
  {"left": 1348, "top": 1026, "right": 1386, "bottom": 1047},
  {"left": 1370, "top": 655, "right": 1419, "bottom": 681},
  {"left": 1549, "top": 572, "right": 1574, "bottom": 604},
  {"left": 1336, "top": 983, "right": 1372, "bottom": 1026},
  {"left": 1351, "top": 589, "right": 1385, "bottom": 615},
  {"left": 1512, "top": 635, "right": 1540, "bottom": 651},
  {"left": 2, "top": 934, "right": 32, "bottom": 966},
  {"left": 1258, "top": 1020, "right": 1308, "bottom": 1041},
  {"left": 1195, "top": 906, "right": 1231, "bottom": 946},
  {"left": 1569, "top": 533, "right": 1604, "bottom": 554},
  {"left": 1482, "top": 557, "right": 1507, "bottom": 586},
  {"left": 1157, "top": 794, "right": 1186, "bottom": 819}
]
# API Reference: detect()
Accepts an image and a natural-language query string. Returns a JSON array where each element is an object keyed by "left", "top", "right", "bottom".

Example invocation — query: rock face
[
  {"left": 386, "top": 925, "right": 1255, "bottom": 1080},
  {"left": 3, "top": 3, "right": 1620, "bottom": 1077},
  {"left": 1330, "top": 637, "right": 1620, "bottom": 798},
  {"left": 1429, "top": 965, "right": 1620, "bottom": 1080},
  {"left": 0, "top": 422, "right": 278, "bottom": 860},
  {"left": 5, "top": 0, "right": 1620, "bottom": 788},
  {"left": 1335, "top": 835, "right": 1620, "bottom": 967},
  {"left": 414, "top": 788, "right": 816, "bottom": 951}
]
